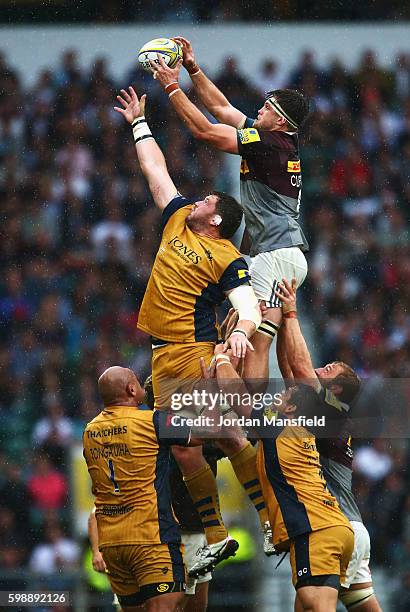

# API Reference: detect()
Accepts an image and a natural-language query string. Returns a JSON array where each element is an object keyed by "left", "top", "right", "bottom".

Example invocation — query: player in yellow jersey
[
  {"left": 208, "top": 313, "right": 355, "bottom": 611},
  {"left": 83, "top": 366, "right": 192, "bottom": 611},
  {"left": 114, "top": 87, "right": 274, "bottom": 573},
  {"left": 272, "top": 278, "right": 382, "bottom": 612}
]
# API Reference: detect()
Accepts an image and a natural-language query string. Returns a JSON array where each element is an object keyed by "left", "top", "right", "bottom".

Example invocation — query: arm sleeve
[
  {"left": 219, "top": 257, "right": 251, "bottom": 292},
  {"left": 153, "top": 410, "right": 191, "bottom": 447},
  {"left": 161, "top": 194, "right": 193, "bottom": 230},
  {"left": 237, "top": 127, "right": 270, "bottom": 158}
]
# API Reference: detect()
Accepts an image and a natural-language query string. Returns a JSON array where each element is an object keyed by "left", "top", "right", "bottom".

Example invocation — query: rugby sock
[
  {"left": 229, "top": 442, "right": 268, "bottom": 528},
  {"left": 184, "top": 464, "right": 228, "bottom": 545}
]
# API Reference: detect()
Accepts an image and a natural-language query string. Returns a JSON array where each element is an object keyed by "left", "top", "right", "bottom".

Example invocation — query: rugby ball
[{"left": 138, "top": 38, "right": 182, "bottom": 72}]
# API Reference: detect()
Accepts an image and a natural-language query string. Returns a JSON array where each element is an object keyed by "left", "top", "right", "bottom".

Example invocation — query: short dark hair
[
  {"left": 329, "top": 362, "right": 361, "bottom": 404},
  {"left": 266, "top": 88, "right": 310, "bottom": 131},
  {"left": 212, "top": 191, "right": 243, "bottom": 239},
  {"left": 289, "top": 384, "right": 318, "bottom": 414}
]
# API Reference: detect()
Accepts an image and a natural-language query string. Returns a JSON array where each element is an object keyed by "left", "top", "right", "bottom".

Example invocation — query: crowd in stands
[
  {"left": 3, "top": 1, "right": 409, "bottom": 24},
  {"left": 1, "top": 45, "right": 409, "bottom": 607}
]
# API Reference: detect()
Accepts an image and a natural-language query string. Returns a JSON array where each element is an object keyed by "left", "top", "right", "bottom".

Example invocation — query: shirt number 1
[{"left": 108, "top": 459, "right": 120, "bottom": 493}]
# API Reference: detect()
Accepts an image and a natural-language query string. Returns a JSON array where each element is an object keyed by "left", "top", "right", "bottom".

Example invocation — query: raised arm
[
  {"left": 151, "top": 58, "right": 239, "bottom": 154},
  {"left": 114, "top": 86, "right": 177, "bottom": 210},
  {"left": 172, "top": 36, "right": 246, "bottom": 128},
  {"left": 274, "top": 278, "right": 320, "bottom": 390}
]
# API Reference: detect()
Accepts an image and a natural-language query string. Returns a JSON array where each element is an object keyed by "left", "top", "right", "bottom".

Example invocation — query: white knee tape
[{"left": 339, "top": 587, "right": 374, "bottom": 609}]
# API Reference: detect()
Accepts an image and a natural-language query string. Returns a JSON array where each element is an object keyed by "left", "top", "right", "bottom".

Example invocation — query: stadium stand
[{"left": 0, "top": 45, "right": 409, "bottom": 609}]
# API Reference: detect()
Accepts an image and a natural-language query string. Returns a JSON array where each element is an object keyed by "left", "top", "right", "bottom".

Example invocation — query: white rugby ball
[{"left": 138, "top": 37, "right": 182, "bottom": 72}]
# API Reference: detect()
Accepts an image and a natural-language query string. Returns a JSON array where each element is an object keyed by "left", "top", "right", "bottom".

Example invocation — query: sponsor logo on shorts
[
  {"left": 157, "top": 583, "right": 170, "bottom": 593},
  {"left": 297, "top": 567, "right": 308, "bottom": 577},
  {"left": 287, "top": 160, "right": 301, "bottom": 172}
]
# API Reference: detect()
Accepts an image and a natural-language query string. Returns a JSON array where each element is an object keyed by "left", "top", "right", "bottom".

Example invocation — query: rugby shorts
[
  {"left": 289, "top": 525, "right": 354, "bottom": 589},
  {"left": 250, "top": 247, "right": 308, "bottom": 307},
  {"left": 101, "top": 542, "right": 185, "bottom": 606},
  {"left": 182, "top": 532, "right": 212, "bottom": 595},
  {"left": 341, "top": 521, "right": 372, "bottom": 588},
  {"left": 152, "top": 341, "right": 215, "bottom": 413}
]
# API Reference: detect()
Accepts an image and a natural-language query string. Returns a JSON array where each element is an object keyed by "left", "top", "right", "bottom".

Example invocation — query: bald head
[{"left": 98, "top": 366, "right": 144, "bottom": 407}]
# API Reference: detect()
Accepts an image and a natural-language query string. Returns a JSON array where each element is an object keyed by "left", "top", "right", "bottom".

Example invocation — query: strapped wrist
[
  {"left": 231, "top": 328, "right": 248, "bottom": 338},
  {"left": 131, "top": 117, "right": 152, "bottom": 143},
  {"left": 164, "top": 81, "right": 179, "bottom": 93},
  {"left": 168, "top": 87, "right": 182, "bottom": 98},
  {"left": 215, "top": 354, "right": 231, "bottom": 368},
  {"left": 283, "top": 311, "right": 298, "bottom": 319},
  {"left": 187, "top": 63, "right": 201, "bottom": 76}
]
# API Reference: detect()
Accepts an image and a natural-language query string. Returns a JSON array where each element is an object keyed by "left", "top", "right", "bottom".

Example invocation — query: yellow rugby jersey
[
  {"left": 83, "top": 406, "right": 190, "bottom": 547},
  {"left": 254, "top": 422, "right": 352, "bottom": 549},
  {"left": 137, "top": 195, "right": 250, "bottom": 343}
]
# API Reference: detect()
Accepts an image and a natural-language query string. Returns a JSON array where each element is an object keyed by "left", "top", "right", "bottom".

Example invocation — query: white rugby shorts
[
  {"left": 250, "top": 247, "right": 308, "bottom": 307},
  {"left": 182, "top": 532, "right": 212, "bottom": 595},
  {"left": 341, "top": 521, "right": 372, "bottom": 588}
]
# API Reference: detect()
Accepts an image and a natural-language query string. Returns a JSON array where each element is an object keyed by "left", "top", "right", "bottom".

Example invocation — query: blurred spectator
[
  {"left": 29, "top": 523, "right": 80, "bottom": 574},
  {"left": 90, "top": 205, "right": 134, "bottom": 265},
  {"left": 27, "top": 455, "right": 68, "bottom": 511},
  {"left": 354, "top": 440, "right": 393, "bottom": 481},
  {"left": 289, "top": 49, "right": 325, "bottom": 91},
  {"left": 394, "top": 52, "right": 410, "bottom": 102},
  {"left": 0, "top": 506, "right": 27, "bottom": 570},
  {"left": 32, "top": 398, "right": 73, "bottom": 465},
  {"left": 252, "top": 59, "right": 285, "bottom": 97}
]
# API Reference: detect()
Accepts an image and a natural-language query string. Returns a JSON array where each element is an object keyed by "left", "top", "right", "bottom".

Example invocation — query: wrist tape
[{"left": 132, "top": 117, "right": 152, "bottom": 143}]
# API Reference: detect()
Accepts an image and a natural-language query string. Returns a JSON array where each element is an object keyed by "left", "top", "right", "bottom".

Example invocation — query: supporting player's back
[
  {"left": 257, "top": 425, "right": 352, "bottom": 549},
  {"left": 83, "top": 407, "right": 189, "bottom": 547}
]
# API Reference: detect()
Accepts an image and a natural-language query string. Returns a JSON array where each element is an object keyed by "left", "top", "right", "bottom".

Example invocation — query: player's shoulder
[
  {"left": 84, "top": 410, "right": 104, "bottom": 430},
  {"left": 264, "top": 129, "right": 298, "bottom": 150},
  {"left": 237, "top": 124, "right": 298, "bottom": 152},
  {"left": 237, "top": 125, "right": 262, "bottom": 146},
  {"left": 216, "top": 238, "right": 242, "bottom": 260},
  {"left": 320, "top": 386, "right": 350, "bottom": 414},
  {"left": 162, "top": 193, "right": 194, "bottom": 230}
]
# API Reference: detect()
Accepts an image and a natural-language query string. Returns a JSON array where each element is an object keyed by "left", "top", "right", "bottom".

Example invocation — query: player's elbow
[
  {"left": 191, "top": 123, "right": 209, "bottom": 141},
  {"left": 140, "top": 158, "right": 157, "bottom": 174}
]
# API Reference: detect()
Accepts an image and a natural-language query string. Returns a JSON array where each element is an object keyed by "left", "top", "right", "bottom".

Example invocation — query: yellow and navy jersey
[
  {"left": 137, "top": 195, "right": 250, "bottom": 343},
  {"left": 252, "top": 404, "right": 351, "bottom": 548},
  {"left": 83, "top": 406, "right": 190, "bottom": 547}
]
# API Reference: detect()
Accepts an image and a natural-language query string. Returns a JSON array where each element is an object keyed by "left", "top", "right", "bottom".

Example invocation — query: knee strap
[
  {"left": 339, "top": 586, "right": 374, "bottom": 609},
  {"left": 257, "top": 320, "right": 280, "bottom": 339}
]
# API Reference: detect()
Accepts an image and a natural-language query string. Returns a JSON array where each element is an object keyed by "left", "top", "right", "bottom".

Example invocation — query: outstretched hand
[
  {"left": 274, "top": 277, "right": 297, "bottom": 314},
  {"left": 149, "top": 54, "right": 182, "bottom": 89},
  {"left": 172, "top": 36, "right": 197, "bottom": 72},
  {"left": 224, "top": 332, "right": 254, "bottom": 359},
  {"left": 114, "top": 86, "right": 146, "bottom": 123}
]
